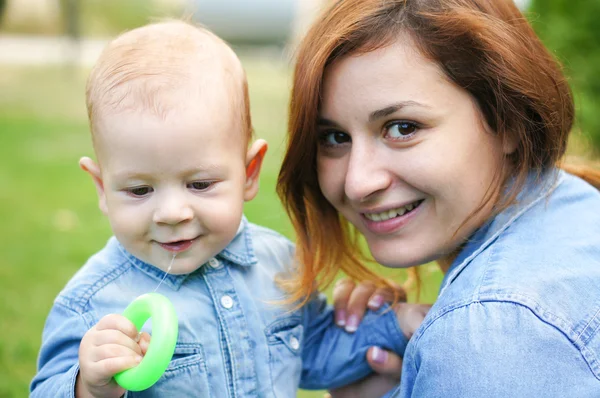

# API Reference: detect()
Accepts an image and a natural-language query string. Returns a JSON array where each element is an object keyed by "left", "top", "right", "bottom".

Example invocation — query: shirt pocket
[
  {"left": 125, "top": 343, "right": 211, "bottom": 397},
  {"left": 266, "top": 317, "right": 303, "bottom": 398}
]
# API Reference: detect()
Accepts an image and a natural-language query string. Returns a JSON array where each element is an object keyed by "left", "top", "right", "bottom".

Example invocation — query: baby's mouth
[{"left": 157, "top": 238, "right": 196, "bottom": 253}]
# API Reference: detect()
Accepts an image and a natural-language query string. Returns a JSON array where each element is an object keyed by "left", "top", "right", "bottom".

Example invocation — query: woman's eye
[
  {"left": 127, "top": 186, "right": 153, "bottom": 197},
  {"left": 385, "top": 121, "right": 418, "bottom": 139},
  {"left": 189, "top": 181, "right": 213, "bottom": 191},
  {"left": 320, "top": 131, "right": 351, "bottom": 146}
]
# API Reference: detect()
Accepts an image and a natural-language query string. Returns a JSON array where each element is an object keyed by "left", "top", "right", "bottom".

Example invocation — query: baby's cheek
[
  {"left": 221, "top": 206, "right": 244, "bottom": 233},
  {"left": 208, "top": 199, "right": 243, "bottom": 234},
  {"left": 109, "top": 207, "right": 147, "bottom": 240}
]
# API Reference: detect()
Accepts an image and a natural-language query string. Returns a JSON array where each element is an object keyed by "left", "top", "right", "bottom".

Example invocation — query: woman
[{"left": 278, "top": 0, "right": 600, "bottom": 396}]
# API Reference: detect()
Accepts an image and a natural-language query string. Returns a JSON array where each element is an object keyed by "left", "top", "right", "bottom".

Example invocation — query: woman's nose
[{"left": 344, "top": 142, "right": 392, "bottom": 203}]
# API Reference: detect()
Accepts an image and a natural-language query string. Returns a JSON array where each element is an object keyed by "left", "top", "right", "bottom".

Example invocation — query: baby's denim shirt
[
  {"left": 31, "top": 217, "right": 406, "bottom": 397},
  {"left": 387, "top": 170, "right": 600, "bottom": 397}
]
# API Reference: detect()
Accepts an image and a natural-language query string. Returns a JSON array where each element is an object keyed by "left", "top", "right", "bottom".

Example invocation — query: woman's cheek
[{"left": 317, "top": 158, "right": 346, "bottom": 200}]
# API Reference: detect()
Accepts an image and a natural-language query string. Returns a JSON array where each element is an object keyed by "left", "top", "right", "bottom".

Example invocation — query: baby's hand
[{"left": 76, "top": 314, "right": 151, "bottom": 398}]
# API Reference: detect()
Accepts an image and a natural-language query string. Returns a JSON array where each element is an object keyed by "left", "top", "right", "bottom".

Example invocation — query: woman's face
[{"left": 317, "top": 36, "right": 510, "bottom": 268}]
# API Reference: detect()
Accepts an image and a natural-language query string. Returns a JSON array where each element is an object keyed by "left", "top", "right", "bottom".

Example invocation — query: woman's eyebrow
[
  {"left": 317, "top": 100, "right": 431, "bottom": 127},
  {"left": 316, "top": 117, "right": 340, "bottom": 127},
  {"left": 369, "top": 101, "right": 430, "bottom": 122}
]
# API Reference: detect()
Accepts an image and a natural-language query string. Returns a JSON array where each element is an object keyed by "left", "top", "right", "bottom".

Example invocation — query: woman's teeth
[{"left": 364, "top": 200, "right": 421, "bottom": 222}]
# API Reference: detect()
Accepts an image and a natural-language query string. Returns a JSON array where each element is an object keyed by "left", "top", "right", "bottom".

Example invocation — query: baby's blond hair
[{"left": 86, "top": 20, "right": 252, "bottom": 149}]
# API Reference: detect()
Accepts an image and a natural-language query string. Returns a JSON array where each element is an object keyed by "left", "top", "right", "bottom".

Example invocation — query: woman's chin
[
  {"left": 372, "top": 253, "right": 428, "bottom": 269},
  {"left": 368, "top": 242, "right": 441, "bottom": 268}
]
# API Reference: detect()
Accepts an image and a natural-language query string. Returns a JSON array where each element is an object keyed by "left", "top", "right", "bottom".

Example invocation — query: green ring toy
[{"left": 114, "top": 293, "right": 178, "bottom": 391}]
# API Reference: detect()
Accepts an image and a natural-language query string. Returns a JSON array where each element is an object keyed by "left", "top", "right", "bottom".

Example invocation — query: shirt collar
[
  {"left": 116, "top": 216, "right": 257, "bottom": 291},
  {"left": 438, "top": 169, "right": 564, "bottom": 298},
  {"left": 216, "top": 216, "right": 258, "bottom": 267}
]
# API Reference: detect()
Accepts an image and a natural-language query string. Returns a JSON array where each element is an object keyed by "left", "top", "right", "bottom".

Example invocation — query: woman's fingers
[
  {"left": 367, "top": 347, "right": 403, "bottom": 376},
  {"left": 333, "top": 278, "right": 409, "bottom": 333},
  {"left": 393, "top": 303, "right": 432, "bottom": 339},
  {"left": 366, "top": 283, "right": 404, "bottom": 311},
  {"left": 325, "top": 348, "right": 402, "bottom": 398},
  {"left": 344, "top": 281, "right": 377, "bottom": 332},
  {"left": 332, "top": 278, "right": 356, "bottom": 327}
]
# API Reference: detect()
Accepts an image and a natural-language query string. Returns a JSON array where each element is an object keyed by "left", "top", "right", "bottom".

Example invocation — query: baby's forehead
[{"left": 93, "top": 105, "right": 248, "bottom": 168}]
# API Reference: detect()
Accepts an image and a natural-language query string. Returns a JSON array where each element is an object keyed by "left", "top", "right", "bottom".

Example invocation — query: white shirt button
[
  {"left": 208, "top": 258, "right": 220, "bottom": 269},
  {"left": 221, "top": 295, "right": 234, "bottom": 309},
  {"left": 289, "top": 336, "right": 300, "bottom": 350}
]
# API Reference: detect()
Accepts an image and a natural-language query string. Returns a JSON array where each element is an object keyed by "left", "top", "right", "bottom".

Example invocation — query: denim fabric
[
  {"left": 31, "top": 217, "right": 407, "bottom": 397},
  {"left": 386, "top": 170, "right": 600, "bottom": 397}
]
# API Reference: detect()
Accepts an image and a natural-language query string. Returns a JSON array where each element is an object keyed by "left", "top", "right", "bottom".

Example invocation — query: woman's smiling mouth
[
  {"left": 361, "top": 199, "right": 425, "bottom": 234},
  {"left": 363, "top": 199, "right": 424, "bottom": 222}
]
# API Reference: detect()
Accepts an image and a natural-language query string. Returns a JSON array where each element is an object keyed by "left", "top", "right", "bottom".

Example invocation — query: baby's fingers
[
  {"left": 96, "top": 314, "right": 139, "bottom": 340},
  {"left": 93, "top": 353, "right": 142, "bottom": 379},
  {"left": 92, "top": 328, "right": 144, "bottom": 357},
  {"left": 92, "top": 343, "right": 142, "bottom": 364},
  {"left": 138, "top": 332, "right": 151, "bottom": 355}
]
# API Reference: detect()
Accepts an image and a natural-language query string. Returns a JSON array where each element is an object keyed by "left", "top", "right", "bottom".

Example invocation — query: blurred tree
[
  {"left": 0, "top": 0, "right": 6, "bottom": 27},
  {"left": 530, "top": 0, "right": 600, "bottom": 153},
  {"left": 64, "top": 0, "right": 80, "bottom": 40},
  {"left": 62, "top": 0, "right": 80, "bottom": 68}
]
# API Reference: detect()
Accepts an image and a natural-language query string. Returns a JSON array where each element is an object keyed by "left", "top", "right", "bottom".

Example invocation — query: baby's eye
[
  {"left": 385, "top": 121, "right": 419, "bottom": 140},
  {"left": 188, "top": 181, "right": 214, "bottom": 191},
  {"left": 320, "top": 130, "right": 351, "bottom": 146},
  {"left": 127, "top": 186, "right": 153, "bottom": 197}
]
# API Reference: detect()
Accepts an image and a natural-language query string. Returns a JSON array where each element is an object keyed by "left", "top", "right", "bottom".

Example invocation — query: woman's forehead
[{"left": 320, "top": 40, "right": 455, "bottom": 117}]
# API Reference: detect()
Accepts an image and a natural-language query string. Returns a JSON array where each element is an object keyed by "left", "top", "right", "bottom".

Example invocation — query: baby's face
[{"left": 94, "top": 101, "right": 247, "bottom": 274}]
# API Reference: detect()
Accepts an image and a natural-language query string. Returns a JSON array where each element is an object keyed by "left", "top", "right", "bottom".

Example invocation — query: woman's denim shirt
[
  {"left": 31, "top": 218, "right": 406, "bottom": 397},
  {"left": 388, "top": 170, "right": 600, "bottom": 397}
]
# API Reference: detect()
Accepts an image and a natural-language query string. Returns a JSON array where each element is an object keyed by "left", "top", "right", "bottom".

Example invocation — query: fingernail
[
  {"left": 140, "top": 339, "right": 149, "bottom": 351},
  {"left": 136, "top": 355, "right": 143, "bottom": 363},
  {"left": 368, "top": 295, "right": 384, "bottom": 309},
  {"left": 345, "top": 314, "right": 359, "bottom": 333},
  {"left": 336, "top": 310, "right": 346, "bottom": 327},
  {"left": 372, "top": 346, "right": 388, "bottom": 364}
]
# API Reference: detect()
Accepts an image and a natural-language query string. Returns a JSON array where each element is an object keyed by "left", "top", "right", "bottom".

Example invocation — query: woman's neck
[{"left": 437, "top": 247, "right": 462, "bottom": 274}]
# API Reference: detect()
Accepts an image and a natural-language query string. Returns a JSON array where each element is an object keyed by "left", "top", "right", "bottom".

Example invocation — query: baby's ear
[
  {"left": 79, "top": 157, "right": 108, "bottom": 215},
  {"left": 244, "top": 139, "right": 268, "bottom": 202}
]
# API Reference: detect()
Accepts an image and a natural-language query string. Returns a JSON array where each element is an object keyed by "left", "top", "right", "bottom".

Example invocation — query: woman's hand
[
  {"left": 392, "top": 302, "right": 432, "bottom": 339},
  {"left": 329, "top": 279, "right": 431, "bottom": 398},
  {"left": 326, "top": 346, "right": 403, "bottom": 398},
  {"left": 332, "top": 278, "right": 406, "bottom": 332}
]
